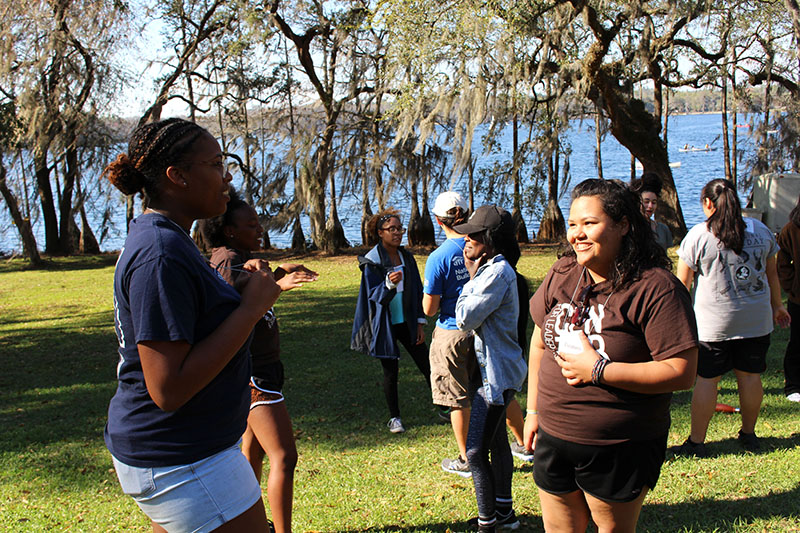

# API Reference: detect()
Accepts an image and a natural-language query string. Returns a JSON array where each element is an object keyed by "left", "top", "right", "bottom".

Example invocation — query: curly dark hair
[
  {"left": 562, "top": 179, "right": 671, "bottom": 290},
  {"left": 367, "top": 209, "right": 401, "bottom": 240},
  {"left": 197, "top": 186, "right": 249, "bottom": 249},
  {"left": 102, "top": 118, "right": 208, "bottom": 203}
]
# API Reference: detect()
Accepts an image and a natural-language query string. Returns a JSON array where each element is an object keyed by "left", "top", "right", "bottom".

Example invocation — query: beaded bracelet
[{"left": 591, "top": 357, "right": 610, "bottom": 385}]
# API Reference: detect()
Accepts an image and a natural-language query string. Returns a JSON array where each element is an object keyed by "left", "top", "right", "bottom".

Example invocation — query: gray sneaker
[
  {"left": 387, "top": 417, "right": 405, "bottom": 433},
  {"left": 510, "top": 442, "right": 534, "bottom": 462},
  {"left": 442, "top": 455, "right": 472, "bottom": 478}
]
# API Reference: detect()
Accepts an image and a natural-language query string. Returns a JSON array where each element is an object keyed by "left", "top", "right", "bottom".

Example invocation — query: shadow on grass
[
  {"left": 0, "top": 254, "right": 118, "bottom": 274},
  {"left": 639, "top": 483, "right": 800, "bottom": 532},
  {"left": 327, "top": 484, "right": 800, "bottom": 532},
  {"left": 331, "top": 512, "right": 543, "bottom": 532}
]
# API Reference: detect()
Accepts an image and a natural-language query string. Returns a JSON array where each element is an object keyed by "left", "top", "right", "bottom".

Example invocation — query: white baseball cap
[{"left": 432, "top": 191, "right": 467, "bottom": 217}]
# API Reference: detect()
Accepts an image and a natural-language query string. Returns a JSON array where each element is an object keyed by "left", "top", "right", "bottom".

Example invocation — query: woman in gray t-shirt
[{"left": 676, "top": 178, "right": 790, "bottom": 456}]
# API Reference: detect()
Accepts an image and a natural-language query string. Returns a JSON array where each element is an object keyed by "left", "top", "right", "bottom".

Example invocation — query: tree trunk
[
  {"left": 0, "top": 160, "right": 42, "bottom": 265},
  {"left": 308, "top": 123, "right": 334, "bottom": 250},
  {"left": 467, "top": 155, "right": 475, "bottom": 212},
  {"left": 537, "top": 200, "right": 566, "bottom": 243},
  {"left": 360, "top": 137, "right": 375, "bottom": 247},
  {"left": 416, "top": 148, "right": 435, "bottom": 247},
  {"left": 291, "top": 216, "right": 306, "bottom": 251},
  {"left": 595, "top": 100, "right": 604, "bottom": 180},
  {"left": 722, "top": 69, "right": 732, "bottom": 182},
  {"left": 591, "top": 71, "right": 687, "bottom": 239},
  {"left": 58, "top": 141, "right": 79, "bottom": 255},
  {"left": 537, "top": 148, "right": 566, "bottom": 243},
  {"left": 75, "top": 174, "right": 99, "bottom": 254},
  {"left": 325, "top": 166, "right": 347, "bottom": 252},
  {"left": 511, "top": 113, "right": 529, "bottom": 243},
  {"left": 406, "top": 152, "right": 424, "bottom": 246},
  {"left": 126, "top": 195, "right": 134, "bottom": 232},
  {"left": 33, "top": 147, "right": 60, "bottom": 253},
  {"left": 663, "top": 88, "right": 670, "bottom": 147},
  {"left": 731, "top": 70, "right": 739, "bottom": 188}
]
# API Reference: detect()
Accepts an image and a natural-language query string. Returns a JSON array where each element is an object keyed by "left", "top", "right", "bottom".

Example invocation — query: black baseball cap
[{"left": 453, "top": 205, "right": 506, "bottom": 235}]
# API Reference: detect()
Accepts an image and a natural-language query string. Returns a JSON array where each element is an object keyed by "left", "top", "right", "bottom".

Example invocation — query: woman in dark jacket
[{"left": 351, "top": 209, "right": 432, "bottom": 433}]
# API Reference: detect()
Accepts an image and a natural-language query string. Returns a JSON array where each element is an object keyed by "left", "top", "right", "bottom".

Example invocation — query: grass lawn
[{"left": 0, "top": 248, "right": 799, "bottom": 532}]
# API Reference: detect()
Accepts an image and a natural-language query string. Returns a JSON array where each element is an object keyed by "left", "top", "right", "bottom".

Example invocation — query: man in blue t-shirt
[{"left": 423, "top": 192, "right": 477, "bottom": 477}]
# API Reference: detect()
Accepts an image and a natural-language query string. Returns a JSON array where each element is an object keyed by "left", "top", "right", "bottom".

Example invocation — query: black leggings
[
  {"left": 380, "top": 323, "right": 431, "bottom": 418},
  {"left": 786, "top": 301, "right": 800, "bottom": 395},
  {"left": 465, "top": 386, "right": 514, "bottom": 522}
]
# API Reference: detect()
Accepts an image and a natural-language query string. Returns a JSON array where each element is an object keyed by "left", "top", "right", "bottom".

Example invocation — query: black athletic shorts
[
  {"left": 534, "top": 428, "right": 667, "bottom": 503},
  {"left": 250, "top": 359, "right": 284, "bottom": 393},
  {"left": 697, "top": 334, "right": 770, "bottom": 378}
]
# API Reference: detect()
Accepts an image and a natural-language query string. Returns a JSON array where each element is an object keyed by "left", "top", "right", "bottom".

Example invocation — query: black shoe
[
  {"left": 671, "top": 437, "right": 708, "bottom": 458},
  {"left": 468, "top": 516, "right": 497, "bottom": 532},
  {"left": 737, "top": 430, "right": 761, "bottom": 452},
  {"left": 437, "top": 406, "right": 451, "bottom": 423}
]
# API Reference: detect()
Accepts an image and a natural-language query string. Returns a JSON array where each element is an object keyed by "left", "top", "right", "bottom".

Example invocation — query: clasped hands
[{"left": 556, "top": 330, "right": 604, "bottom": 387}]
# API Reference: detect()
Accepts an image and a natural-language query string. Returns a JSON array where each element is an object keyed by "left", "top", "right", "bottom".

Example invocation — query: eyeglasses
[
  {"left": 381, "top": 225, "right": 405, "bottom": 234},
  {"left": 570, "top": 284, "right": 593, "bottom": 327}
]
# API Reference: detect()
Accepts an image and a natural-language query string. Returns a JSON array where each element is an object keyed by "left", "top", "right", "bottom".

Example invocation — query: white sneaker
[
  {"left": 786, "top": 392, "right": 800, "bottom": 403},
  {"left": 387, "top": 417, "right": 405, "bottom": 433}
]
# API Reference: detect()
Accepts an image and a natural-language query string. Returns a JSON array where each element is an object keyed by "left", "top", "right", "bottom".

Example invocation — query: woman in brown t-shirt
[
  {"left": 524, "top": 179, "right": 698, "bottom": 532},
  {"left": 199, "top": 189, "right": 317, "bottom": 533}
]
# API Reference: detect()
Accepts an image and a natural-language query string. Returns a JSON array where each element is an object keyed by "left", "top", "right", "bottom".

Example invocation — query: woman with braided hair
[
  {"left": 198, "top": 188, "right": 317, "bottom": 533},
  {"left": 104, "top": 118, "right": 278, "bottom": 532}
]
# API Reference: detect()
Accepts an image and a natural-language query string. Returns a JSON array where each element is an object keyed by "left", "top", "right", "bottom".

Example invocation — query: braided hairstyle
[
  {"left": 102, "top": 118, "right": 208, "bottom": 202},
  {"left": 197, "top": 186, "right": 248, "bottom": 249},
  {"left": 702, "top": 178, "right": 746, "bottom": 255},
  {"left": 563, "top": 179, "right": 671, "bottom": 290}
]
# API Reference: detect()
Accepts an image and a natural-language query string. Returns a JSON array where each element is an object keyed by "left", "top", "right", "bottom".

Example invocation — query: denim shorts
[{"left": 112, "top": 442, "right": 261, "bottom": 532}]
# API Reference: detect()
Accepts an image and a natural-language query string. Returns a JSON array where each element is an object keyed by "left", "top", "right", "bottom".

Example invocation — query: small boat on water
[
  {"left": 678, "top": 144, "right": 717, "bottom": 152},
  {"left": 635, "top": 161, "right": 681, "bottom": 170}
]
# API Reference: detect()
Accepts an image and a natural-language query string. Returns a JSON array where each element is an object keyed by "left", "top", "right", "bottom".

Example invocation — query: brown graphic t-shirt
[
  {"left": 530, "top": 256, "right": 698, "bottom": 445},
  {"left": 210, "top": 247, "right": 281, "bottom": 373}
]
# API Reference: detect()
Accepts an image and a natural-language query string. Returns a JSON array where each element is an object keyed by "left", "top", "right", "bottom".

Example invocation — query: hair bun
[{"left": 103, "top": 153, "right": 146, "bottom": 196}]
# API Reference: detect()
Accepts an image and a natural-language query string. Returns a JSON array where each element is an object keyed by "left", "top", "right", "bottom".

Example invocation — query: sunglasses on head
[{"left": 570, "top": 284, "right": 594, "bottom": 327}]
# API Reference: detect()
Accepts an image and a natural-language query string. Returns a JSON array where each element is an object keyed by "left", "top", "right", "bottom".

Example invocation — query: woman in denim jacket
[{"left": 454, "top": 205, "right": 527, "bottom": 532}]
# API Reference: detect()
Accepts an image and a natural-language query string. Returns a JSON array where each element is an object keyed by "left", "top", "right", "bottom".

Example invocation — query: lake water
[{"left": 0, "top": 112, "right": 758, "bottom": 253}]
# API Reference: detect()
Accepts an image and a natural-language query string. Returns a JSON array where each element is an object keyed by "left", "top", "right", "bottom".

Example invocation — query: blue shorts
[{"left": 112, "top": 442, "right": 261, "bottom": 532}]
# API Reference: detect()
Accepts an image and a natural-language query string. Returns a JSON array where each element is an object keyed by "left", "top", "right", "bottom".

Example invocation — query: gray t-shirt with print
[{"left": 678, "top": 218, "right": 778, "bottom": 341}]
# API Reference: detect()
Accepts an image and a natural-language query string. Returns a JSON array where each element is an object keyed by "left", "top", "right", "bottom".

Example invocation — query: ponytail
[
  {"left": 435, "top": 207, "right": 468, "bottom": 229},
  {"left": 702, "top": 179, "right": 745, "bottom": 254}
]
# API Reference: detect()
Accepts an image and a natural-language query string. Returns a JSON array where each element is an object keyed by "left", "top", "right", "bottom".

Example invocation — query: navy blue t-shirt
[{"left": 105, "top": 213, "right": 251, "bottom": 467}]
